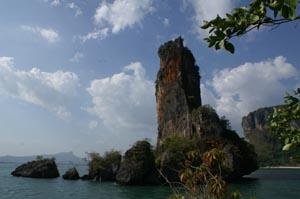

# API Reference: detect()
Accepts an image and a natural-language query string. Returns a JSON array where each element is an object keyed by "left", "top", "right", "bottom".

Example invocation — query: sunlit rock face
[
  {"left": 242, "top": 107, "right": 275, "bottom": 137},
  {"left": 156, "top": 37, "right": 202, "bottom": 145},
  {"left": 242, "top": 106, "right": 285, "bottom": 150},
  {"left": 242, "top": 106, "right": 282, "bottom": 164},
  {"left": 155, "top": 38, "right": 258, "bottom": 180}
]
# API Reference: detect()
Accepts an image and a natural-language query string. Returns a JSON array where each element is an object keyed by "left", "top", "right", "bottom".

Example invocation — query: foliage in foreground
[
  {"left": 155, "top": 133, "right": 258, "bottom": 199},
  {"left": 269, "top": 88, "right": 300, "bottom": 151},
  {"left": 166, "top": 144, "right": 254, "bottom": 199},
  {"left": 202, "top": 0, "right": 300, "bottom": 53}
]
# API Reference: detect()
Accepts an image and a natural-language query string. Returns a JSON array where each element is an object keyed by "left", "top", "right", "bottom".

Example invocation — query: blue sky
[{"left": 0, "top": 0, "right": 299, "bottom": 157}]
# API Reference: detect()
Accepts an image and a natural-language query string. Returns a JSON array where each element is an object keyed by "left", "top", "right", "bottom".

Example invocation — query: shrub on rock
[
  {"left": 116, "top": 140, "right": 159, "bottom": 185},
  {"left": 88, "top": 150, "right": 121, "bottom": 181},
  {"left": 63, "top": 167, "right": 80, "bottom": 180}
]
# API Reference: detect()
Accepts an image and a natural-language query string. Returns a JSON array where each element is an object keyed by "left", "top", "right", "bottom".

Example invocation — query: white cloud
[
  {"left": 162, "top": 18, "right": 170, "bottom": 27},
  {"left": 79, "top": 28, "right": 109, "bottom": 42},
  {"left": 86, "top": 62, "right": 156, "bottom": 137},
  {"left": 69, "top": 52, "right": 84, "bottom": 62},
  {"left": 204, "top": 56, "right": 299, "bottom": 133},
  {"left": 184, "top": 0, "right": 236, "bottom": 38},
  {"left": 67, "top": 2, "right": 82, "bottom": 17},
  {"left": 45, "top": 0, "right": 83, "bottom": 17},
  {"left": 94, "top": 0, "right": 154, "bottom": 33},
  {"left": 51, "top": 0, "right": 61, "bottom": 7},
  {"left": 88, "top": 120, "right": 98, "bottom": 129},
  {"left": 21, "top": 25, "right": 59, "bottom": 43},
  {"left": 82, "top": 0, "right": 154, "bottom": 42},
  {"left": 0, "top": 57, "right": 79, "bottom": 120}
]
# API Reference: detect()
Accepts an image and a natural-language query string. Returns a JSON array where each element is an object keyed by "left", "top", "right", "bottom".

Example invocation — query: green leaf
[
  {"left": 201, "top": 21, "right": 211, "bottom": 29},
  {"left": 285, "top": 137, "right": 290, "bottom": 144},
  {"left": 219, "top": 40, "right": 225, "bottom": 49},
  {"left": 281, "top": 5, "right": 290, "bottom": 18},
  {"left": 287, "top": 0, "right": 297, "bottom": 10},
  {"left": 224, "top": 41, "right": 235, "bottom": 54},
  {"left": 282, "top": 143, "right": 293, "bottom": 151},
  {"left": 215, "top": 42, "right": 221, "bottom": 50}
]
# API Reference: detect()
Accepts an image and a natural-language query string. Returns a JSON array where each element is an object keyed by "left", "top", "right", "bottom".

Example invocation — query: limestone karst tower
[
  {"left": 155, "top": 37, "right": 202, "bottom": 145},
  {"left": 155, "top": 37, "right": 258, "bottom": 178}
]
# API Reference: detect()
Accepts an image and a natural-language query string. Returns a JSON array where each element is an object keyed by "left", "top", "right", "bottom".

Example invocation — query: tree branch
[{"left": 229, "top": 16, "right": 300, "bottom": 39}]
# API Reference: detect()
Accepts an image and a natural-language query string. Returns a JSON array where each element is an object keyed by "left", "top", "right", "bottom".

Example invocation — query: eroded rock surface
[
  {"left": 155, "top": 37, "right": 258, "bottom": 181},
  {"left": 116, "top": 140, "right": 159, "bottom": 185},
  {"left": 242, "top": 106, "right": 282, "bottom": 151},
  {"left": 242, "top": 106, "right": 284, "bottom": 165},
  {"left": 156, "top": 37, "right": 202, "bottom": 145}
]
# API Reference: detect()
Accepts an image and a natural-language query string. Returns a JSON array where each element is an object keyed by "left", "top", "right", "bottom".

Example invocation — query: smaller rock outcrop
[
  {"left": 116, "top": 140, "right": 159, "bottom": 185},
  {"left": 62, "top": 167, "right": 80, "bottom": 180},
  {"left": 87, "top": 150, "right": 122, "bottom": 181},
  {"left": 11, "top": 158, "right": 59, "bottom": 178}
]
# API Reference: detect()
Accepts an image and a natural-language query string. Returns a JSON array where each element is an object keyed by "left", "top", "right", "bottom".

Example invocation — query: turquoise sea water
[{"left": 0, "top": 163, "right": 299, "bottom": 199}]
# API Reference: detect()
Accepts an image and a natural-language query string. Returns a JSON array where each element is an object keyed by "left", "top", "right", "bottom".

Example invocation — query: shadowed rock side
[
  {"left": 116, "top": 140, "right": 160, "bottom": 185},
  {"left": 11, "top": 158, "right": 59, "bottom": 178},
  {"left": 63, "top": 167, "right": 80, "bottom": 180},
  {"left": 156, "top": 37, "right": 202, "bottom": 145}
]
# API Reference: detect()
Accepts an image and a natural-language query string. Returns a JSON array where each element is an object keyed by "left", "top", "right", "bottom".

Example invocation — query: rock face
[
  {"left": 155, "top": 37, "right": 258, "bottom": 181},
  {"left": 116, "top": 140, "right": 159, "bottom": 185},
  {"left": 156, "top": 37, "right": 202, "bottom": 145},
  {"left": 242, "top": 106, "right": 275, "bottom": 137},
  {"left": 11, "top": 158, "right": 59, "bottom": 178},
  {"left": 242, "top": 106, "right": 283, "bottom": 165},
  {"left": 157, "top": 105, "right": 258, "bottom": 181},
  {"left": 63, "top": 167, "right": 80, "bottom": 180}
]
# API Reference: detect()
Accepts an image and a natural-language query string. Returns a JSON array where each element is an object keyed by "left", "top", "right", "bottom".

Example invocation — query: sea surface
[{"left": 0, "top": 163, "right": 299, "bottom": 199}]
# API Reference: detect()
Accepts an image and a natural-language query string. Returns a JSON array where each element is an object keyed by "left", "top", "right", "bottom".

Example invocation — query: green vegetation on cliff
[
  {"left": 156, "top": 105, "right": 258, "bottom": 184},
  {"left": 87, "top": 150, "right": 121, "bottom": 181}
]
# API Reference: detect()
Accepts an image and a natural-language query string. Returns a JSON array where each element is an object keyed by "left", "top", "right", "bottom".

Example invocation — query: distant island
[{"left": 0, "top": 151, "right": 85, "bottom": 164}]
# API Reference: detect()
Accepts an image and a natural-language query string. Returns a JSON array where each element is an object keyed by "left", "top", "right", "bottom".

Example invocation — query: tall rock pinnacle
[
  {"left": 155, "top": 38, "right": 258, "bottom": 178},
  {"left": 155, "top": 37, "right": 201, "bottom": 145}
]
